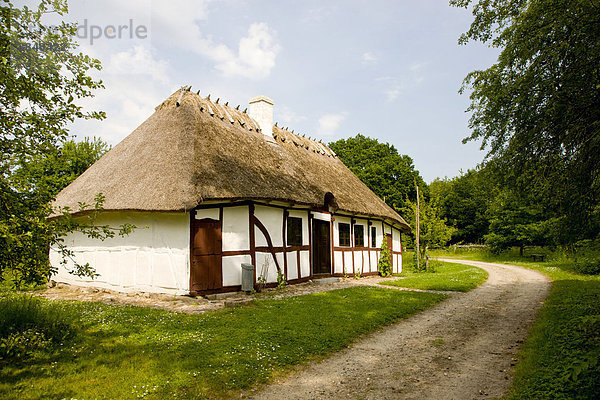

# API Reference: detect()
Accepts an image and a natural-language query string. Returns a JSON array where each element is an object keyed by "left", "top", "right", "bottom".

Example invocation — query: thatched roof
[{"left": 53, "top": 88, "right": 410, "bottom": 231}]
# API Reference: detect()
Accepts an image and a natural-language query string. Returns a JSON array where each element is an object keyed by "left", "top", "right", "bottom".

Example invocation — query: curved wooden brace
[{"left": 252, "top": 215, "right": 282, "bottom": 274}]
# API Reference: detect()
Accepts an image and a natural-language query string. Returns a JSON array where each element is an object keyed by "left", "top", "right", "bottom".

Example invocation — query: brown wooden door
[
  {"left": 312, "top": 219, "right": 331, "bottom": 275},
  {"left": 190, "top": 218, "right": 222, "bottom": 292}
]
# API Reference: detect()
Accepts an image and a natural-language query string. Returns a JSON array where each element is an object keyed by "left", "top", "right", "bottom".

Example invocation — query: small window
[
  {"left": 339, "top": 223, "right": 350, "bottom": 247},
  {"left": 287, "top": 217, "right": 303, "bottom": 246},
  {"left": 371, "top": 226, "right": 377, "bottom": 248},
  {"left": 354, "top": 225, "right": 364, "bottom": 247}
]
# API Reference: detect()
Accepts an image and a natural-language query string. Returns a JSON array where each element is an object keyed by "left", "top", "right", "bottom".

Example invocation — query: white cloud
[
  {"left": 215, "top": 23, "right": 280, "bottom": 79},
  {"left": 317, "top": 112, "right": 347, "bottom": 137},
  {"left": 376, "top": 62, "right": 427, "bottom": 102},
  {"left": 147, "top": 2, "right": 280, "bottom": 79},
  {"left": 70, "top": 0, "right": 280, "bottom": 80},
  {"left": 362, "top": 52, "right": 377, "bottom": 64},
  {"left": 105, "top": 45, "right": 170, "bottom": 85},
  {"left": 385, "top": 87, "right": 401, "bottom": 101},
  {"left": 69, "top": 44, "right": 175, "bottom": 144},
  {"left": 277, "top": 105, "right": 306, "bottom": 127}
]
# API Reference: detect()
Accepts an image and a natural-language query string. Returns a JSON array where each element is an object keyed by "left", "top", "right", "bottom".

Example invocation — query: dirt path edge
[{"left": 250, "top": 258, "right": 551, "bottom": 400}]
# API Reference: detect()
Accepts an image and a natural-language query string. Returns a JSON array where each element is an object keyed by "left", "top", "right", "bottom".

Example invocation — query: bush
[
  {"left": 378, "top": 239, "right": 392, "bottom": 277},
  {"left": 571, "top": 259, "right": 600, "bottom": 275},
  {"left": 0, "top": 294, "right": 78, "bottom": 361}
]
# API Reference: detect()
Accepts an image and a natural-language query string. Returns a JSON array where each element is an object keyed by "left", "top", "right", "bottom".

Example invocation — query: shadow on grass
[{"left": 0, "top": 287, "right": 447, "bottom": 400}]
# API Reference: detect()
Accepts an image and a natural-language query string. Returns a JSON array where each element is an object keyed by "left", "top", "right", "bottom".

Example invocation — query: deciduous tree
[
  {"left": 451, "top": 0, "right": 600, "bottom": 244},
  {"left": 0, "top": 1, "right": 126, "bottom": 288}
]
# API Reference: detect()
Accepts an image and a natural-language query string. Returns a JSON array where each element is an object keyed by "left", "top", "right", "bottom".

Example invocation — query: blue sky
[{"left": 46, "top": 0, "right": 499, "bottom": 182}]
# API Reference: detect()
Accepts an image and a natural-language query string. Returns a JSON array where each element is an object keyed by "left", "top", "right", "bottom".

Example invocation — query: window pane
[
  {"left": 371, "top": 226, "right": 377, "bottom": 248},
  {"left": 287, "top": 217, "right": 303, "bottom": 246},
  {"left": 339, "top": 223, "right": 350, "bottom": 247},
  {"left": 354, "top": 225, "right": 364, "bottom": 247}
]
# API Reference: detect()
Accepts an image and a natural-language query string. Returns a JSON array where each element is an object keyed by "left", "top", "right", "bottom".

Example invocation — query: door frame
[{"left": 311, "top": 218, "right": 332, "bottom": 275}]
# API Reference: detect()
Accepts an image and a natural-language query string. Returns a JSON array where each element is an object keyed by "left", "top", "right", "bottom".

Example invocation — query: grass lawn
[
  {"left": 0, "top": 286, "right": 446, "bottom": 400},
  {"left": 379, "top": 260, "right": 488, "bottom": 292},
  {"left": 431, "top": 247, "right": 600, "bottom": 399}
]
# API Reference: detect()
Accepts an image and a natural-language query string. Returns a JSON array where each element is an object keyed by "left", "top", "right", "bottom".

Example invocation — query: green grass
[
  {"left": 379, "top": 260, "right": 488, "bottom": 292},
  {"left": 0, "top": 286, "right": 446, "bottom": 400},
  {"left": 506, "top": 280, "right": 600, "bottom": 399},
  {"left": 432, "top": 246, "right": 600, "bottom": 399}
]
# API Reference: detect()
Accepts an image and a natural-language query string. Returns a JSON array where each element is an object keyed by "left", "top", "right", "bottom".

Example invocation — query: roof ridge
[{"left": 273, "top": 124, "right": 336, "bottom": 158}]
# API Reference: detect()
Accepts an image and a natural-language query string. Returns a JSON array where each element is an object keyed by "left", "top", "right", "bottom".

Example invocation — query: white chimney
[{"left": 248, "top": 95, "right": 274, "bottom": 138}]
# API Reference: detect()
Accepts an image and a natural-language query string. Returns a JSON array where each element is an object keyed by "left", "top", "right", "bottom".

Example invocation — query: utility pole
[{"left": 416, "top": 184, "right": 420, "bottom": 271}]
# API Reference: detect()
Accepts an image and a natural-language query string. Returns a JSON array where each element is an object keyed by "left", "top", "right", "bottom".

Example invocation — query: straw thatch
[{"left": 53, "top": 89, "right": 410, "bottom": 231}]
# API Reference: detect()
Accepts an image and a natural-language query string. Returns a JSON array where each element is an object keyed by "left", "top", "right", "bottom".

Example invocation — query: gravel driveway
[{"left": 250, "top": 259, "right": 551, "bottom": 400}]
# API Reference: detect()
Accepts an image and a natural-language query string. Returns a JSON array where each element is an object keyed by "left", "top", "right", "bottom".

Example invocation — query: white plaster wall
[
  {"left": 334, "top": 216, "right": 351, "bottom": 247},
  {"left": 354, "top": 219, "right": 368, "bottom": 247},
  {"left": 370, "top": 224, "right": 378, "bottom": 248},
  {"left": 255, "top": 252, "right": 284, "bottom": 283},
  {"left": 299, "top": 250, "right": 310, "bottom": 278},
  {"left": 49, "top": 212, "right": 190, "bottom": 295},
  {"left": 334, "top": 251, "right": 344, "bottom": 274},
  {"left": 255, "top": 205, "right": 283, "bottom": 247},
  {"left": 384, "top": 223, "right": 392, "bottom": 235},
  {"left": 340, "top": 251, "right": 351, "bottom": 274},
  {"left": 362, "top": 251, "right": 370, "bottom": 273},
  {"left": 222, "top": 254, "right": 252, "bottom": 286},
  {"left": 353, "top": 251, "right": 363, "bottom": 273},
  {"left": 392, "top": 228, "right": 401, "bottom": 252},
  {"left": 222, "top": 206, "right": 249, "bottom": 251},
  {"left": 370, "top": 250, "right": 379, "bottom": 273},
  {"left": 398, "top": 253, "right": 403, "bottom": 273},
  {"left": 286, "top": 252, "right": 298, "bottom": 280},
  {"left": 288, "top": 210, "right": 310, "bottom": 246},
  {"left": 195, "top": 208, "right": 219, "bottom": 220},
  {"left": 311, "top": 211, "right": 331, "bottom": 222}
]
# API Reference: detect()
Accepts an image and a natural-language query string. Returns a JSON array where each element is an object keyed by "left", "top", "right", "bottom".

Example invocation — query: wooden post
[{"left": 416, "top": 185, "right": 420, "bottom": 271}]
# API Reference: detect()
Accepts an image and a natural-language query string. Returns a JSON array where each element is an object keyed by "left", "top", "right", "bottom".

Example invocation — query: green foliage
[
  {"left": 430, "top": 167, "right": 495, "bottom": 244},
  {"left": 380, "top": 261, "right": 488, "bottom": 292},
  {"left": 0, "top": 1, "right": 131, "bottom": 288},
  {"left": 451, "top": 0, "right": 600, "bottom": 245},
  {"left": 11, "top": 137, "right": 110, "bottom": 203},
  {"left": 507, "top": 280, "right": 600, "bottom": 400},
  {"left": 0, "top": 293, "right": 78, "bottom": 362},
  {"left": 404, "top": 195, "right": 456, "bottom": 256},
  {"left": 329, "top": 134, "right": 427, "bottom": 212},
  {"left": 0, "top": 287, "right": 446, "bottom": 399},
  {"left": 378, "top": 237, "right": 392, "bottom": 277},
  {"left": 571, "top": 259, "right": 600, "bottom": 276},
  {"left": 484, "top": 189, "right": 555, "bottom": 254},
  {"left": 276, "top": 268, "right": 287, "bottom": 289}
]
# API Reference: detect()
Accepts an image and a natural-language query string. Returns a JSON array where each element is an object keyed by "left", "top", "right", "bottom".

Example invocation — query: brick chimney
[{"left": 248, "top": 95, "right": 274, "bottom": 139}]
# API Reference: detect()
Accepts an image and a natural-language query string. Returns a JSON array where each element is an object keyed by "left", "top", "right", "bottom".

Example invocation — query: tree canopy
[
  {"left": 328, "top": 134, "right": 427, "bottom": 213},
  {"left": 0, "top": 1, "right": 123, "bottom": 288},
  {"left": 430, "top": 168, "right": 495, "bottom": 244},
  {"left": 451, "top": 0, "right": 600, "bottom": 244}
]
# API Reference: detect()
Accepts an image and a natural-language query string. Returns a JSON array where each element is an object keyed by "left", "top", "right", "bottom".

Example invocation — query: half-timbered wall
[
  {"left": 49, "top": 212, "right": 190, "bottom": 295},
  {"left": 220, "top": 205, "right": 250, "bottom": 287},
  {"left": 331, "top": 215, "right": 403, "bottom": 277},
  {"left": 51, "top": 203, "right": 403, "bottom": 296},
  {"left": 197, "top": 203, "right": 313, "bottom": 291}
]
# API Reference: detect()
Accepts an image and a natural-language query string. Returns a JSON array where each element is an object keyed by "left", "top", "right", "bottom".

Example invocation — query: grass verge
[
  {"left": 379, "top": 260, "right": 488, "bottom": 292},
  {"left": 432, "top": 247, "right": 600, "bottom": 399},
  {"left": 0, "top": 286, "right": 446, "bottom": 400}
]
